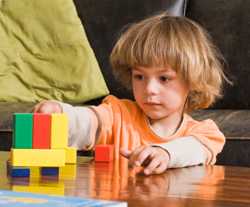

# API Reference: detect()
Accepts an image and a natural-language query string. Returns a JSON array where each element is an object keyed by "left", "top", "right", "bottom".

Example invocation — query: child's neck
[{"left": 148, "top": 112, "right": 183, "bottom": 138}]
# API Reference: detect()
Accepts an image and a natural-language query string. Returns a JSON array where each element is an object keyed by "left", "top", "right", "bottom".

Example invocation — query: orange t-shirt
[{"left": 92, "top": 95, "right": 225, "bottom": 164}]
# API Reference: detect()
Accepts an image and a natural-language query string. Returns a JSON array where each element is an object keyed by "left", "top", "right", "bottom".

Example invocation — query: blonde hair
[{"left": 110, "top": 12, "right": 230, "bottom": 112}]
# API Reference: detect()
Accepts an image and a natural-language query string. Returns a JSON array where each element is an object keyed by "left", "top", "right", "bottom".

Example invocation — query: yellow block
[
  {"left": 51, "top": 113, "right": 68, "bottom": 149},
  {"left": 65, "top": 147, "right": 77, "bottom": 164},
  {"left": 12, "top": 182, "right": 64, "bottom": 195},
  {"left": 11, "top": 149, "right": 65, "bottom": 167},
  {"left": 30, "top": 167, "right": 40, "bottom": 178},
  {"left": 59, "top": 164, "right": 76, "bottom": 179}
]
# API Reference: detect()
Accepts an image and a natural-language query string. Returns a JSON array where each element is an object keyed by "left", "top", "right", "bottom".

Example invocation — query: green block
[{"left": 13, "top": 113, "right": 33, "bottom": 149}]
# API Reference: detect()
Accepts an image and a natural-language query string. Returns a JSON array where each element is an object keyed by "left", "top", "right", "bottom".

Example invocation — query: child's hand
[
  {"left": 120, "top": 146, "right": 170, "bottom": 175},
  {"left": 33, "top": 100, "right": 62, "bottom": 113}
]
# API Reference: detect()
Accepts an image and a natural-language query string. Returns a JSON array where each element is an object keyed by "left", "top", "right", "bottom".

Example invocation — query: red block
[
  {"left": 95, "top": 145, "right": 114, "bottom": 162},
  {"left": 32, "top": 113, "right": 51, "bottom": 149}
]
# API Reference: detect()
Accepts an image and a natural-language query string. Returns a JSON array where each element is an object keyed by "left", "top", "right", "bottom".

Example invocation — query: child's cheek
[{"left": 162, "top": 90, "right": 184, "bottom": 109}]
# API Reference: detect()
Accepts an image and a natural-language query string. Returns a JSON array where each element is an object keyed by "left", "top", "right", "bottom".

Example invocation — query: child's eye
[
  {"left": 159, "top": 76, "right": 170, "bottom": 82},
  {"left": 133, "top": 74, "right": 144, "bottom": 80}
]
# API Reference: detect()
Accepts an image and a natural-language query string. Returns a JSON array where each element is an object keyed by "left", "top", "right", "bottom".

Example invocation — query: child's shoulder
[{"left": 184, "top": 113, "right": 220, "bottom": 131}]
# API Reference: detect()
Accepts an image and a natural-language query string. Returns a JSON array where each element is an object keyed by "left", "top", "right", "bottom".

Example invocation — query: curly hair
[{"left": 110, "top": 12, "right": 230, "bottom": 112}]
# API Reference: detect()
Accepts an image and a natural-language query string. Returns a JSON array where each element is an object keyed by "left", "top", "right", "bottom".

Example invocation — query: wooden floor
[{"left": 0, "top": 151, "right": 250, "bottom": 206}]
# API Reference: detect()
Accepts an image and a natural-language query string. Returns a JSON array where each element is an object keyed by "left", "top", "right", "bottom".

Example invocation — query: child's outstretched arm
[
  {"left": 153, "top": 136, "right": 208, "bottom": 168},
  {"left": 120, "top": 117, "right": 225, "bottom": 175},
  {"left": 120, "top": 136, "right": 207, "bottom": 175},
  {"left": 33, "top": 101, "right": 99, "bottom": 150}
]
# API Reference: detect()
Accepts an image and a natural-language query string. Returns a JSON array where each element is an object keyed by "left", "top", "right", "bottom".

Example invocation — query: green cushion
[{"left": 0, "top": 0, "right": 109, "bottom": 103}]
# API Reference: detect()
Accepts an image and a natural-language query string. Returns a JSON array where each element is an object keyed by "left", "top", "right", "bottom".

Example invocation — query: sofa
[{"left": 1, "top": 0, "right": 250, "bottom": 167}]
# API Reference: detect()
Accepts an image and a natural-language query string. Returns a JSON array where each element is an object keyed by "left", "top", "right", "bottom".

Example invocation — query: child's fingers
[
  {"left": 151, "top": 161, "right": 168, "bottom": 175},
  {"left": 120, "top": 146, "right": 146, "bottom": 167},
  {"left": 129, "top": 146, "right": 147, "bottom": 166},
  {"left": 143, "top": 156, "right": 161, "bottom": 175},
  {"left": 136, "top": 147, "right": 156, "bottom": 166},
  {"left": 33, "top": 101, "right": 53, "bottom": 113},
  {"left": 33, "top": 101, "right": 46, "bottom": 112},
  {"left": 33, "top": 101, "right": 62, "bottom": 113},
  {"left": 33, "top": 104, "right": 40, "bottom": 113},
  {"left": 119, "top": 148, "right": 132, "bottom": 159},
  {"left": 36, "top": 103, "right": 51, "bottom": 113}
]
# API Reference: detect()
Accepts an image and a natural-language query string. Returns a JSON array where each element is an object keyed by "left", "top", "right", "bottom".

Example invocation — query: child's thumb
[{"left": 120, "top": 148, "right": 132, "bottom": 158}]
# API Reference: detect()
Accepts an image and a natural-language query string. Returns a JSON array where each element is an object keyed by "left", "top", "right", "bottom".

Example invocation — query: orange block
[
  {"left": 95, "top": 145, "right": 114, "bottom": 162},
  {"left": 33, "top": 113, "right": 51, "bottom": 149}
]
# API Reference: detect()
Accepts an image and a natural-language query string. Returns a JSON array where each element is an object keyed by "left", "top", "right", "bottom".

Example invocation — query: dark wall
[{"left": 186, "top": 0, "right": 250, "bottom": 109}]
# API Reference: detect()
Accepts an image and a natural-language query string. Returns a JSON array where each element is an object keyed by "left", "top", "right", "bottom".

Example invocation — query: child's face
[{"left": 132, "top": 66, "right": 189, "bottom": 121}]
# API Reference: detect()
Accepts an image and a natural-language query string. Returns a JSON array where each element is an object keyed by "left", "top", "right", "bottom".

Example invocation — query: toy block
[
  {"left": 65, "top": 147, "right": 77, "bottom": 164},
  {"left": 13, "top": 113, "right": 33, "bottom": 148},
  {"left": 9, "top": 168, "right": 30, "bottom": 177},
  {"left": 33, "top": 113, "right": 51, "bottom": 149},
  {"left": 95, "top": 145, "right": 114, "bottom": 162},
  {"left": 51, "top": 113, "right": 68, "bottom": 149},
  {"left": 29, "top": 167, "right": 40, "bottom": 178},
  {"left": 59, "top": 164, "right": 76, "bottom": 179},
  {"left": 41, "top": 167, "right": 59, "bottom": 176},
  {"left": 6, "top": 161, "right": 30, "bottom": 177},
  {"left": 11, "top": 149, "right": 65, "bottom": 167}
]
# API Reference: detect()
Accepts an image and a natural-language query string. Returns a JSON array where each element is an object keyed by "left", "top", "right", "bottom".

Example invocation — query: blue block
[
  {"left": 6, "top": 161, "right": 30, "bottom": 177},
  {"left": 41, "top": 167, "right": 59, "bottom": 176},
  {"left": 10, "top": 168, "right": 30, "bottom": 177}
]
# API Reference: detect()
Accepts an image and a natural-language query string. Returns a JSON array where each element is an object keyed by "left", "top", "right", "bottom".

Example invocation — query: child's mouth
[{"left": 144, "top": 102, "right": 161, "bottom": 106}]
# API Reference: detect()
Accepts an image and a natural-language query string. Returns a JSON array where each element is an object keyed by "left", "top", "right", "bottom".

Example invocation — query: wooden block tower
[{"left": 9, "top": 113, "right": 76, "bottom": 177}]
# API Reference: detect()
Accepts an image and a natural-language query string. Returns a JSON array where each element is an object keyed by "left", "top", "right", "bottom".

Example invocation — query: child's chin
[{"left": 145, "top": 111, "right": 166, "bottom": 121}]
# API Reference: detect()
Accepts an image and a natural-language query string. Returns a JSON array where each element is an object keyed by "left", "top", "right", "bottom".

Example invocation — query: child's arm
[
  {"left": 152, "top": 136, "right": 207, "bottom": 168},
  {"left": 120, "top": 136, "right": 206, "bottom": 175},
  {"left": 34, "top": 101, "right": 98, "bottom": 150},
  {"left": 121, "top": 118, "right": 225, "bottom": 175},
  {"left": 59, "top": 102, "right": 99, "bottom": 150}
]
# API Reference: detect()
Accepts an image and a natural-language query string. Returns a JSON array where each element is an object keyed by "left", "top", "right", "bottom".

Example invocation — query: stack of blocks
[{"left": 9, "top": 113, "right": 76, "bottom": 177}]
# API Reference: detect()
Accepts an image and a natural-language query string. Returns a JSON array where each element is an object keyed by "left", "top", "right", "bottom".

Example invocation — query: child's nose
[{"left": 145, "top": 79, "right": 159, "bottom": 95}]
